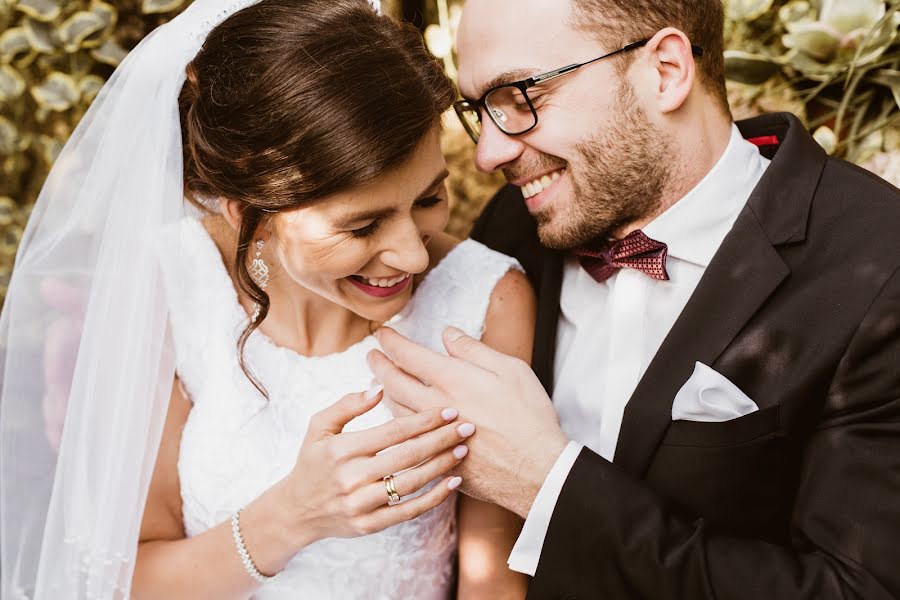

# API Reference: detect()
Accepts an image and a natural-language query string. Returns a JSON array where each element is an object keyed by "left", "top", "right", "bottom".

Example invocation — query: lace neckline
[{"left": 185, "top": 217, "right": 468, "bottom": 363}]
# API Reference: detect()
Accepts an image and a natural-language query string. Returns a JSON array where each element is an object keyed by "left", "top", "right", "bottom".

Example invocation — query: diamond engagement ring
[{"left": 384, "top": 474, "right": 400, "bottom": 504}]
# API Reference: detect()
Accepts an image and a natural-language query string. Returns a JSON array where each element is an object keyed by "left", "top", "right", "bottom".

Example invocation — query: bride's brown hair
[{"left": 178, "top": 0, "right": 455, "bottom": 396}]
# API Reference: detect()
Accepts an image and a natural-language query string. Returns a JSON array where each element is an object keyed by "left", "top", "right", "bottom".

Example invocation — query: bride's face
[{"left": 269, "top": 125, "right": 451, "bottom": 323}]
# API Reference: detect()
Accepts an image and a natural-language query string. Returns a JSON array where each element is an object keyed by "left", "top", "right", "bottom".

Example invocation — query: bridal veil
[{"left": 0, "top": 0, "right": 380, "bottom": 597}]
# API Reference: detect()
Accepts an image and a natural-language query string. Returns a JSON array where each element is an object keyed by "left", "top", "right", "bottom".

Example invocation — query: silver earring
[{"left": 249, "top": 239, "right": 269, "bottom": 323}]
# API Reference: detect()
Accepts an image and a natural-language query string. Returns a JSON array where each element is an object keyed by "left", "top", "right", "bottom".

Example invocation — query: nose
[
  {"left": 379, "top": 218, "right": 430, "bottom": 276},
  {"left": 474, "top": 117, "right": 525, "bottom": 173}
]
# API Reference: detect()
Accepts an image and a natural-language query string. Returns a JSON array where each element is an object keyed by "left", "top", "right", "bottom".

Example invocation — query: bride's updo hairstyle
[{"left": 178, "top": 0, "right": 455, "bottom": 395}]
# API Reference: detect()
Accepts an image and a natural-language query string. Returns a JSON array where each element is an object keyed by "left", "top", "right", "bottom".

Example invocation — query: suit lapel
[
  {"left": 613, "top": 209, "right": 789, "bottom": 476},
  {"left": 533, "top": 250, "right": 564, "bottom": 395},
  {"left": 610, "top": 112, "right": 828, "bottom": 477}
]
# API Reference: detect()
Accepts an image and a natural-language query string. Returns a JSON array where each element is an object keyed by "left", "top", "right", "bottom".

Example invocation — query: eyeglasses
[{"left": 453, "top": 39, "right": 704, "bottom": 144}]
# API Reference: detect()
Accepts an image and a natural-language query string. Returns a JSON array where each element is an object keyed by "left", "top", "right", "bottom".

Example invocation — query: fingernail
[
  {"left": 444, "top": 327, "right": 465, "bottom": 343},
  {"left": 441, "top": 408, "right": 459, "bottom": 421},
  {"left": 447, "top": 476, "right": 463, "bottom": 491},
  {"left": 457, "top": 423, "right": 476, "bottom": 437},
  {"left": 365, "top": 384, "right": 384, "bottom": 401},
  {"left": 453, "top": 445, "right": 468, "bottom": 459}
]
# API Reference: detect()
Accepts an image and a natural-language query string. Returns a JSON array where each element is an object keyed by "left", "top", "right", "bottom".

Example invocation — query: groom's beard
[{"left": 535, "top": 82, "right": 674, "bottom": 250}]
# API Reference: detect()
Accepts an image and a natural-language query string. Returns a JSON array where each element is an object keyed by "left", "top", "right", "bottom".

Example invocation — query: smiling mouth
[
  {"left": 520, "top": 168, "right": 565, "bottom": 199},
  {"left": 347, "top": 273, "right": 412, "bottom": 298}
]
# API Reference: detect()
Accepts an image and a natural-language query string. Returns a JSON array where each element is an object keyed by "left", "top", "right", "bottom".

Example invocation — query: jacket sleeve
[{"left": 529, "top": 268, "right": 900, "bottom": 600}]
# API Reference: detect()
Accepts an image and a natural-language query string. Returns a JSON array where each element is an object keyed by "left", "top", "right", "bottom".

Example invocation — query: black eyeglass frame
[{"left": 453, "top": 39, "right": 705, "bottom": 142}]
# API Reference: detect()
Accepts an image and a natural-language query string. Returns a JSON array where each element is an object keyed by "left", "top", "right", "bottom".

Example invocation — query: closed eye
[
  {"left": 350, "top": 220, "right": 380, "bottom": 239},
  {"left": 350, "top": 195, "right": 444, "bottom": 239},
  {"left": 414, "top": 195, "right": 444, "bottom": 209},
  {"left": 513, "top": 87, "right": 547, "bottom": 110}
]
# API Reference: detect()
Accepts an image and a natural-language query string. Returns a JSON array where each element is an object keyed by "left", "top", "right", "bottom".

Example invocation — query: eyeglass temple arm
[{"left": 529, "top": 39, "right": 704, "bottom": 86}]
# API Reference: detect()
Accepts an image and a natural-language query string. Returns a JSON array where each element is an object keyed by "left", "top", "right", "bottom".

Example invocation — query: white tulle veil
[{"left": 0, "top": 0, "right": 380, "bottom": 598}]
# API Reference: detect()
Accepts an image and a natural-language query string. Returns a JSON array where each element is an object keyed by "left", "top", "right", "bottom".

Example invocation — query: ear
[
  {"left": 218, "top": 197, "right": 243, "bottom": 232},
  {"left": 644, "top": 27, "right": 696, "bottom": 114}
]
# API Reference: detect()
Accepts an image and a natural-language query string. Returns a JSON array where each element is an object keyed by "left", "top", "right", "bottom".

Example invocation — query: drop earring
[{"left": 249, "top": 239, "right": 269, "bottom": 323}]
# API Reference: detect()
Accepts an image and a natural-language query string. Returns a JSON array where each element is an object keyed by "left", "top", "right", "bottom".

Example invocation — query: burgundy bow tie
[{"left": 572, "top": 230, "right": 670, "bottom": 284}]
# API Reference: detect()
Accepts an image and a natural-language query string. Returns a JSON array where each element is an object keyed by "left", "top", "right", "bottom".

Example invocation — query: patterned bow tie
[{"left": 572, "top": 229, "right": 670, "bottom": 284}]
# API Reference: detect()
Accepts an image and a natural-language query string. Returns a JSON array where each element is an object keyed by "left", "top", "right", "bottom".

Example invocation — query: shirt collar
[{"left": 642, "top": 124, "right": 771, "bottom": 268}]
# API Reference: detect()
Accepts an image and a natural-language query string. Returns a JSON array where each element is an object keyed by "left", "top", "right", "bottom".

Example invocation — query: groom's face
[{"left": 457, "top": 0, "right": 672, "bottom": 248}]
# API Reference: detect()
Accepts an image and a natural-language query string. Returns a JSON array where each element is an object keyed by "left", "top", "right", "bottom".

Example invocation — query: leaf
[
  {"left": 0, "top": 116, "right": 17, "bottom": 155},
  {"left": 819, "top": 0, "right": 885, "bottom": 35},
  {"left": 845, "top": 7, "right": 899, "bottom": 68},
  {"left": 724, "top": 50, "right": 784, "bottom": 84},
  {"left": 90, "top": 38, "right": 127, "bottom": 66},
  {"left": 0, "top": 27, "right": 31, "bottom": 63},
  {"left": 0, "top": 224, "right": 23, "bottom": 257},
  {"left": 779, "top": 1, "right": 813, "bottom": 26},
  {"left": 0, "top": 65, "right": 26, "bottom": 102},
  {"left": 141, "top": 0, "right": 188, "bottom": 15},
  {"left": 813, "top": 125, "right": 838, "bottom": 154},
  {"left": 91, "top": 1, "right": 117, "bottom": 30},
  {"left": 31, "top": 72, "right": 79, "bottom": 111},
  {"left": 783, "top": 22, "right": 842, "bottom": 61},
  {"left": 57, "top": 11, "right": 108, "bottom": 52},
  {"left": 726, "top": 0, "right": 775, "bottom": 22},
  {"left": 78, "top": 74, "right": 105, "bottom": 103},
  {"left": 31, "top": 134, "right": 64, "bottom": 165},
  {"left": 784, "top": 49, "right": 845, "bottom": 81},
  {"left": 23, "top": 18, "right": 56, "bottom": 54},
  {"left": 869, "top": 68, "right": 900, "bottom": 109},
  {"left": 0, "top": 197, "right": 15, "bottom": 228},
  {"left": 14, "top": 0, "right": 60, "bottom": 22}
]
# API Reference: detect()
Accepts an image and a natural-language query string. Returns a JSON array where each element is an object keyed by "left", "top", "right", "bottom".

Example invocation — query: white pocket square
[{"left": 672, "top": 362, "right": 759, "bottom": 422}]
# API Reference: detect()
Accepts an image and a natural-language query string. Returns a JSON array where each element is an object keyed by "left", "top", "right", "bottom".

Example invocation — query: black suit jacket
[{"left": 471, "top": 113, "right": 900, "bottom": 599}]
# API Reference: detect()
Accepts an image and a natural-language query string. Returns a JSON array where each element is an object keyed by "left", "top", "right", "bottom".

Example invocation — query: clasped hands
[{"left": 366, "top": 326, "right": 569, "bottom": 518}]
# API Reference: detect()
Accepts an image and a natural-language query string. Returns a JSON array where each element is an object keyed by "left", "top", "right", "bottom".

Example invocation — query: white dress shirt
[{"left": 508, "top": 124, "right": 771, "bottom": 575}]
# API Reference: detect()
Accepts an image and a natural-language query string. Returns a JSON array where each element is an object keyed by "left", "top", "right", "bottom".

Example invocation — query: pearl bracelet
[{"left": 230, "top": 509, "right": 281, "bottom": 584}]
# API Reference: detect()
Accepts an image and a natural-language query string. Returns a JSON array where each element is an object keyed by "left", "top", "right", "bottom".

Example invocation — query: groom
[{"left": 368, "top": 0, "right": 900, "bottom": 598}]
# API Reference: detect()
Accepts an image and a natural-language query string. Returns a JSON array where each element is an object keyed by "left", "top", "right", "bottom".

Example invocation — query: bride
[{"left": 0, "top": 0, "right": 533, "bottom": 598}]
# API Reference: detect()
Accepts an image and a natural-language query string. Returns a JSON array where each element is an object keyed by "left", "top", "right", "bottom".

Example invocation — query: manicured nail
[
  {"left": 448, "top": 476, "right": 463, "bottom": 490},
  {"left": 441, "top": 408, "right": 459, "bottom": 421},
  {"left": 457, "top": 423, "right": 476, "bottom": 437},
  {"left": 444, "top": 327, "right": 465, "bottom": 343},
  {"left": 453, "top": 445, "right": 468, "bottom": 459},
  {"left": 365, "top": 384, "right": 384, "bottom": 401}
]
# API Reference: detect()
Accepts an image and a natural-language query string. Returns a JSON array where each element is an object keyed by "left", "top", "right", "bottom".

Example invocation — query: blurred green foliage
[
  {"left": 724, "top": 0, "right": 900, "bottom": 167},
  {"left": 1, "top": 0, "right": 195, "bottom": 297},
  {"left": 3, "top": 0, "right": 900, "bottom": 301}
]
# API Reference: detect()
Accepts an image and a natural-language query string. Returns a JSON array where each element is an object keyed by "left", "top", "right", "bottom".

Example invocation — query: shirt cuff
[{"left": 507, "top": 440, "right": 584, "bottom": 576}]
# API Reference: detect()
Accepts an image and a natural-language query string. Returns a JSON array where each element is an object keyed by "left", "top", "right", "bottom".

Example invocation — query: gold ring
[{"left": 384, "top": 474, "right": 400, "bottom": 504}]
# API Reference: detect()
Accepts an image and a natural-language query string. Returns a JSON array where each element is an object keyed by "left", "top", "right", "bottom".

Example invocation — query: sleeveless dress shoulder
[{"left": 154, "top": 217, "right": 523, "bottom": 599}]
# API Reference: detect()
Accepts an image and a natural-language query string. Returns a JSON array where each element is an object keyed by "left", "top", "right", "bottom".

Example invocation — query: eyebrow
[
  {"left": 336, "top": 168, "right": 451, "bottom": 228},
  {"left": 465, "top": 69, "right": 537, "bottom": 102}
]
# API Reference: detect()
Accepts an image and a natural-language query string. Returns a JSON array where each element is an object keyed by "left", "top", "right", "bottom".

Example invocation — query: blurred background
[{"left": 2, "top": 0, "right": 900, "bottom": 302}]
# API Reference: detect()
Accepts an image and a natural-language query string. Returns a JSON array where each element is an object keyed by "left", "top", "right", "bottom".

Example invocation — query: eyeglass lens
[{"left": 484, "top": 86, "right": 537, "bottom": 135}]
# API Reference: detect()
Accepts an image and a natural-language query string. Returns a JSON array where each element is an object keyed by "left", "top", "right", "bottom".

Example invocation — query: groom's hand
[{"left": 367, "top": 326, "right": 568, "bottom": 518}]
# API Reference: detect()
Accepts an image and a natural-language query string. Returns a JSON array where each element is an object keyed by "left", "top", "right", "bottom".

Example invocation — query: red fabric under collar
[{"left": 746, "top": 135, "right": 779, "bottom": 147}]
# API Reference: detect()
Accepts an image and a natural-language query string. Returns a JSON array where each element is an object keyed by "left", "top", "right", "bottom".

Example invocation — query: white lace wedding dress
[{"left": 155, "top": 217, "right": 522, "bottom": 599}]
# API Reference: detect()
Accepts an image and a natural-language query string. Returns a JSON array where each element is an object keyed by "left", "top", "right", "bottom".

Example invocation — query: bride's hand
[{"left": 274, "top": 389, "right": 473, "bottom": 547}]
